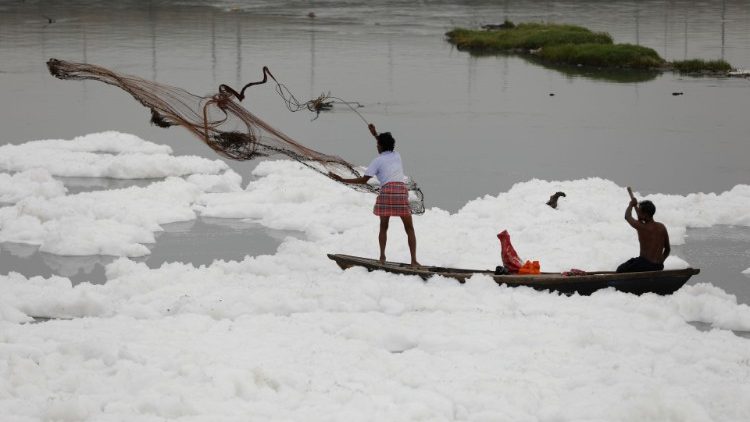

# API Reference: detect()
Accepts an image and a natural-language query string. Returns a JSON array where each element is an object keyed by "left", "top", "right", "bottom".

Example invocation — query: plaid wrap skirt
[{"left": 373, "top": 182, "right": 411, "bottom": 217}]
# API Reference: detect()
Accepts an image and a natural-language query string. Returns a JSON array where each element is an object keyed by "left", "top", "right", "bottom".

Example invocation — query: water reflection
[
  {"left": 200, "top": 217, "right": 303, "bottom": 243},
  {"left": 235, "top": 13, "right": 242, "bottom": 88},
  {"left": 211, "top": 10, "right": 217, "bottom": 84},
  {"left": 635, "top": 0, "right": 640, "bottom": 46},
  {"left": 683, "top": 5, "right": 689, "bottom": 60},
  {"left": 0, "top": 242, "right": 113, "bottom": 285},
  {"left": 526, "top": 56, "right": 661, "bottom": 83},
  {"left": 673, "top": 225, "right": 750, "bottom": 305},
  {"left": 459, "top": 50, "right": 661, "bottom": 83},
  {"left": 310, "top": 14, "right": 317, "bottom": 97},
  {"left": 59, "top": 176, "right": 161, "bottom": 194},
  {"left": 143, "top": 217, "right": 288, "bottom": 267},
  {"left": 149, "top": 0, "right": 157, "bottom": 81},
  {"left": 721, "top": 0, "right": 726, "bottom": 60},
  {"left": 2, "top": 242, "right": 38, "bottom": 259},
  {"left": 44, "top": 253, "right": 113, "bottom": 280},
  {"left": 0, "top": 217, "right": 289, "bottom": 285}
]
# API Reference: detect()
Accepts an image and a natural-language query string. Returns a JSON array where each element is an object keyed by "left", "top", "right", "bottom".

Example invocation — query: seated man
[{"left": 617, "top": 193, "right": 670, "bottom": 273}]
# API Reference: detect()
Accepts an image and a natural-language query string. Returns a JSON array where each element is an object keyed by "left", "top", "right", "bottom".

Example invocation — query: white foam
[
  {"left": 2, "top": 137, "right": 750, "bottom": 421},
  {"left": 0, "top": 131, "right": 227, "bottom": 178},
  {"left": 0, "top": 133, "right": 242, "bottom": 256},
  {"left": 0, "top": 169, "right": 66, "bottom": 203},
  {"left": 1, "top": 262, "right": 749, "bottom": 420},
  {"left": 201, "top": 163, "right": 749, "bottom": 272},
  {"left": 0, "top": 177, "right": 207, "bottom": 256}
]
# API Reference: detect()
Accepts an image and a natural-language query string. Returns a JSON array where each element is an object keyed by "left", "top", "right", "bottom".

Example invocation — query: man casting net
[{"left": 46, "top": 58, "right": 424, "bottom": 214}]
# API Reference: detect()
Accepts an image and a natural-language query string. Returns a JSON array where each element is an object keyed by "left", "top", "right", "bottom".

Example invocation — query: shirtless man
[{"left": 617, "top": 188, "right": 670, "bottom": 272}]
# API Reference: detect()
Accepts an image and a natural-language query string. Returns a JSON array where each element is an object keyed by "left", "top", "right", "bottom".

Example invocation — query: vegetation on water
[
  {"left": 537, "top": 43, "right": 664, "bottom": 69},
  {"left": 671, "top": 59, "right": 732, "bottom": 74},
  {"left": 446, "top": 21, "right": 734, "bottom": 74},
  {"left": 446, "top": 23, "right": 612, "bottom": 52}
]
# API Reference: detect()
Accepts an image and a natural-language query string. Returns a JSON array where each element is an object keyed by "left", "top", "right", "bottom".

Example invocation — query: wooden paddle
[{"left": 627, "top": 187, "right": 640, "bottom": 211}]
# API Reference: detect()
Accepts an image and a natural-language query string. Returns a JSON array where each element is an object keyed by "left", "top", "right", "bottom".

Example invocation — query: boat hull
[{"left": 327, "top": 254, "right": 699, "bottom": 296}]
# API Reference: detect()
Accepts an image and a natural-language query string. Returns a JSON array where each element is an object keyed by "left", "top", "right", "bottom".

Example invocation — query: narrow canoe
[{"left": 327, "top": 254, "right": 700, "bottom": 296}]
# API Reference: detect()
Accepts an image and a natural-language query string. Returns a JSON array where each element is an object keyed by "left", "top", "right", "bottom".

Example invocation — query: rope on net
[
  {"left": 46, "top": 58, "right": 424, "bottom": 214},
  {"left": 219, "top": 66, "right": 366, "bottom": 123}
]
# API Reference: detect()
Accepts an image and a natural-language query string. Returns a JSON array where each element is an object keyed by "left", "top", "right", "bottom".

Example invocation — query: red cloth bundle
[{"left": 497, "top": 230, "right": 523, "bottom": 274}]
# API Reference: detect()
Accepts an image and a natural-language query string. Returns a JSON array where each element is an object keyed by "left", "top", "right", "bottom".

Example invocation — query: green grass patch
[
  {"left": 671, "top": 59, "right": 732, "bottom": 73},
  {"left": 537, "top": 43, "right": 665, "bottom": 69},
  {"left": 446, "top": 22, "right": 613, "bottom": 52},
  {"left": 446, "top": 21, "right": 733, "bottom": 73}
]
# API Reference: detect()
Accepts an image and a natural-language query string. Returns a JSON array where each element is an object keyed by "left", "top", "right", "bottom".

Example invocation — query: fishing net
[{"left": 46, "top": 58, "right": 425, "bottom": 214}]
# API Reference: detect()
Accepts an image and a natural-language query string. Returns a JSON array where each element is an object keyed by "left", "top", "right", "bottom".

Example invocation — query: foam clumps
[
  {"left": 0, "top": 131, "right": 227, "bottom": 178},
  {"left": 1, "top": 132, "right": 750, "bottom": 421},
  {"left": 0, "top": 132, "right": 242, "bottom": 256},
  {"left": 0, "top": 168, "right": 67, "bottom": 203}
]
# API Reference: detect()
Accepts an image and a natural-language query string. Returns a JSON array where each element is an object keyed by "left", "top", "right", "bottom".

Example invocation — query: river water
[{"left": 1, "top": 0, "right": 748, "bottom": 301}]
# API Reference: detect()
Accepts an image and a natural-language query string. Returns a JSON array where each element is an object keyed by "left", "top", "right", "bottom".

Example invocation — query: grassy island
[
  {"left": 671, "top": 59, "right": 733, "bottom": 74},
  {"left": 446, "top": 23, "right": 612, "bottom": 52},
  {"left": 446, "top": 22, "right": 733, "bottom": 75}
]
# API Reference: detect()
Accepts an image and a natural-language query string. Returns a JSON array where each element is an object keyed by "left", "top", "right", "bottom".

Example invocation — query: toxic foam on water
[{"left": 1, "top": 132, "right": 750, "bottom": 421}]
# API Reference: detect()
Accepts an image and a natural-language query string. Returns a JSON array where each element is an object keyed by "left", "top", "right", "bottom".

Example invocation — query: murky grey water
[
  {"left": 1, "top": 0, "right": 748, "bottom": 301},
  {"left": 59, "top": 176, "right": 161, "bottom": 195},
  {"left": 0, "top": 216, "right": 292, "bottom": 286},
  {"left": 674, "top": 225, "right": 750, "bottom": 304}
]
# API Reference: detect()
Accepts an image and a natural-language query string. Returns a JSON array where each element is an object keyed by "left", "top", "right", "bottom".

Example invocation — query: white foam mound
[
  {"left": 0, "top": 174, "right": 245, "bottom": 256},
  {"left": 743, "top": 268, "right": 750, "bottom": 275},
  {"left": 2, "top": 143, "right": 750, "bottom": 421},
  {"left": 1, "top": 259, "right": 749, "bottom": 421},
  {"left": 0, "top": 168, "right": 66, "bottom": 203},
  {"left": 201, "top": 162, "right": 750, "bottom": 272},
  {"left": 0, "top": 132, "right": 242, "bottom": 256},
  {"left": 0, "top": 131, "right": 228, "bottom": 178}
]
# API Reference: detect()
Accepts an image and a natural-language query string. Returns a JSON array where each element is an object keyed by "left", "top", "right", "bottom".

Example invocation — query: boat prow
[{"left": 327, "top": 254, "right": 699, "bottom": 296}]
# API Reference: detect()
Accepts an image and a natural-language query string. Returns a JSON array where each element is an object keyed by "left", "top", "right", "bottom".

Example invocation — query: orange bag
[{"left": 518, "top": 260, "right": 541, "bottom": 275}]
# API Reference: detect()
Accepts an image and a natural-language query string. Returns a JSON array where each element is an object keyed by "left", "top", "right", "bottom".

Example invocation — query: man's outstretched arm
[
  {"left": 328, "top": 173, "right": 371, "bottom": 185},
  {"left": 327, "top": 123, "right": 378, "bottom": 184}
]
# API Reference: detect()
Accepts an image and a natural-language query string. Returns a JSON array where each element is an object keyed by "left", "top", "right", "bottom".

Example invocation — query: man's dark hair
[
  {"left": 377, "top": 132, "right": 395, "bottom": 151},
  {"left": 639, "top": 200, "right": 656, "bottom": 217}
]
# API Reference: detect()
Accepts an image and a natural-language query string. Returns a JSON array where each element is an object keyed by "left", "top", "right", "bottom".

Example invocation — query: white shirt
[{"left": 365, "top": 151, "right": 406, "bottom": 185}]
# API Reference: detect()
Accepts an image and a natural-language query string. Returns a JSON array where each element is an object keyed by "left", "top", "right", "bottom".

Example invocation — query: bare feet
[
  {"left": 408, "top": 261, "right": 422, "bottom": 268},
  {"left": 379, "top": 255, "right": 386, "bottom": 264}
]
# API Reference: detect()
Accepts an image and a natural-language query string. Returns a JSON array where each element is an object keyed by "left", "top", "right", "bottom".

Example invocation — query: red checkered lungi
[{"left": 373, "top": 182, "right": 411, "bottom": 217}]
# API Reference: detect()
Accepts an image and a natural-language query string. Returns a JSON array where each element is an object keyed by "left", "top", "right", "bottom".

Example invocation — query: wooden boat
[{"left": 327, "top": 254, "right": 700, "bottom": 296}]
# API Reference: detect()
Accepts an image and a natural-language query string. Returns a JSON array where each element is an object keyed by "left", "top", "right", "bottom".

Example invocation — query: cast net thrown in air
[{"left": 46, "top": 58, "right": 424, "bottom": 214}]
